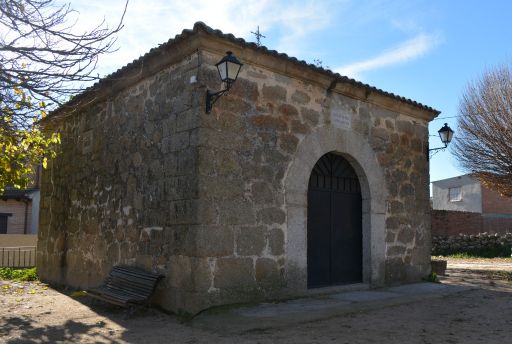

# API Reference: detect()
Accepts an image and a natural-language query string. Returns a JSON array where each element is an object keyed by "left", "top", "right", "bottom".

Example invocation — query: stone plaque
[{"left": 330, "top": 109, "right": 352, "bottom": 129}]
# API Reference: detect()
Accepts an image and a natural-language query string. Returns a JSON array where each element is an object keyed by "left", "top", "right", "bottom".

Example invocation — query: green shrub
[
  {"left": 0, "top": 267, "right": 38, "bottom": 281},
  {"left": 446, "top": 247, "right": 511, "bottom": 258},
  {"left": 424, "top": 272, "right": 439, "bottom": 283},
  {"left": 432, "top": 233, "right": 512, "bottom": 258}
]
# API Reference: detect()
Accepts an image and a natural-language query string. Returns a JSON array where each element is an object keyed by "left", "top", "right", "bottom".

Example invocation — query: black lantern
[
  {"left": 428, "top": 122, "right": 455, "bottom": 159},
  {"left": 438, "top": 123, "right": 454, "bottom": 146},
  {"left": 206, "top": 51, "right": 243, "bottom": 113}
]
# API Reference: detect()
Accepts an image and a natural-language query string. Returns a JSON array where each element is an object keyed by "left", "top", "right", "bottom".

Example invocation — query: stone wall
[
  {"left": 38, "top": 52, "right": 205, "bottom": 312},
  {"left": 38, "top": 44, "right": 433, "bottom": 315},
  {"left": 196, "top": 49, "right": 431, "bottom": 302},
  {"left": 432, "top": 232, "right": 512, "bottom": 256}
]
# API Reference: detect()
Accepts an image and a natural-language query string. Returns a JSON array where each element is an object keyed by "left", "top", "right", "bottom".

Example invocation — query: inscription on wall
[{"left": 330, "top": 109, "right": 352, "bottom": 129}]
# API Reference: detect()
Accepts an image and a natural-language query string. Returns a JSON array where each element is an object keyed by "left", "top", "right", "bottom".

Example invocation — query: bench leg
[{"left": 124, "top": 305, "right": 137, "bottom": 319}]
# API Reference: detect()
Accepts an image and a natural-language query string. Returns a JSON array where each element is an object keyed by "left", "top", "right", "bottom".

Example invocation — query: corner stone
[{"left": 214, "top": 258, "right": 255, "bottom": 289}]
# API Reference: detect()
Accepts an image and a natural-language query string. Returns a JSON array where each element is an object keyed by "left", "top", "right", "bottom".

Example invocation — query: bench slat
[
  {"left": 90, "top": 285, "right": 147, "bottom": 300},
  {"left": 106, "top": 276, "right": 155, "bottom": 290},
  {"left": 111, "top": 266, "right": 161, "bottom": 279},
  {"left": 105, "top": 280, "right": 154, "bottom": 295}
]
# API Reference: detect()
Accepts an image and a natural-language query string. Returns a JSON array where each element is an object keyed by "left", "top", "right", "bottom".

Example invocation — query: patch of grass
[
  {"left": 423, "top": 272, "right": 439, "bottom": 283},
  {"left": 0, "top": 267, "right": 38, "bottom": 281},
  {"left": 442, "top": 248, "right": 511, "bottom": 259},
  {"left": 70, "top": 290, "right": 88, "bottom": 298},
  {"left": 432, "top": 255, "right": 512, "bottom": 263},
  {"left": 445, "top": 252, "right": 480, "bottom": 259},
  {"left": 433, "top": 244, "right": 512, "bottom": 258}
]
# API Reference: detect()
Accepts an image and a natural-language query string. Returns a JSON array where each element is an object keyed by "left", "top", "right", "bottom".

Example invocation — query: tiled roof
[
  {"left": 0, "top": 188, "right": 38, "bottom": 200},
  {"left": 53, "top": 21, "right": 440, "bottom": 116}
]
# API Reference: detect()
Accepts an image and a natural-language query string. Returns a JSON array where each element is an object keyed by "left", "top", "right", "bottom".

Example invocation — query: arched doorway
[{"left": 307, "top": 152, "right": 362, "bottom": 288}]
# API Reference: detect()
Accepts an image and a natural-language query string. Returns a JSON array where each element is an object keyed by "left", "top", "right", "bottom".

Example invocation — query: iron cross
[{"left": 251, "top": 26, "right": 266, "bottom": 47}]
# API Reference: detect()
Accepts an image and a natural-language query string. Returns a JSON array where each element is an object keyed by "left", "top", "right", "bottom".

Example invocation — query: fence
[{"left": 0, "top": 246, "right": 36, "bottom": 268}]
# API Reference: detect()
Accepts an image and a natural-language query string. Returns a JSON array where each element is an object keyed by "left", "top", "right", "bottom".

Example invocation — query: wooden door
[{"left": 307, "top": 153, "right": 362, "bottom": 288}]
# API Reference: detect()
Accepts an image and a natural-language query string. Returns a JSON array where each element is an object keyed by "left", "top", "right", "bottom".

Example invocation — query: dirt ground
[{"left": 1, "top": 258, "right": 512, "bottom": 344}]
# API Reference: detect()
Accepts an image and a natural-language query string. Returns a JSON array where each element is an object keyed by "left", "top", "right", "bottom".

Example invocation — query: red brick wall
[
  {"left": 482, "top": 216, "right": 512, "bottom": 234},
  {"left": 431, "top": 210, "right": 481, "bottom": 236},
  {"left": 481, "top": 186, "right": 512, "bottom": 214},
  {"left": 432, "top": 210, "right": 512, "bottom": 236},
  {"left": 0, "top": 200, "right": 31, "bottom": 234}
]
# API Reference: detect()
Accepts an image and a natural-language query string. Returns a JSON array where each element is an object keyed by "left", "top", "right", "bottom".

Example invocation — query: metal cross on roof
[{"left": 251, "top": 26, "right": 266, "bottom": 47}]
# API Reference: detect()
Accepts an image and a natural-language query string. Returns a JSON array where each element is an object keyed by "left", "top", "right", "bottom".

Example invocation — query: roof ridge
[{"left": 51, "top": 21, "right": 439, "bottom": 118}]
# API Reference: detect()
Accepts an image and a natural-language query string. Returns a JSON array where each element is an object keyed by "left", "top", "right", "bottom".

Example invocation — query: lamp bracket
[
  {"left": 427, "top": 144, "right": 448, "bottom": 160},
  {"left": 206, "top": 84, "right": 232, "bottom": 114},
  {"left": 206, "top": 88, "right": 227, "bottom": 114}
]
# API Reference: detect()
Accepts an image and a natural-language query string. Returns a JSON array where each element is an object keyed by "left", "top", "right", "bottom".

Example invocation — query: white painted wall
[
  {"left": 432, "top": 174, "right": 482, "bottom": 213},
  {"left": 29, "top": 190, "right": 40, "bottom": 234}
]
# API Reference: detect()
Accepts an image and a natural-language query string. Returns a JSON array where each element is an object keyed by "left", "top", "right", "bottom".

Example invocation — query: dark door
[
  {"left": 0, "top": 214, "right": 9, "bottom": 234},
  {"left": 307, "top": 153, "right": 362, "bottom": 288}
]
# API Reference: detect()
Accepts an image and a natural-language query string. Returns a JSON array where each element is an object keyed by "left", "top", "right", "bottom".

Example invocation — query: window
[
  {"left": 0, "top": 213, "right": 11, "bottom": 234},
  {"left": 448, "top": 187, "right": 462, "bottom": 202}
]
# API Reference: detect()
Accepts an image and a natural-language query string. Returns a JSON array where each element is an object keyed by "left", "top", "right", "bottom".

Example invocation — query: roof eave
[
  {"left": 197, "top": 31, "right": 439, "bottom": 121},
  {"left": 44, "top": 22, "right": 440, "bottom": 124}
]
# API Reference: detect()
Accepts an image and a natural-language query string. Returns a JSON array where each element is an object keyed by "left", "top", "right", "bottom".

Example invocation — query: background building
[
  {"left": 0, "top": 166, "right": 41, "bottom": 235},
  {"left": 432, "top": 174, "right": 512, "bottom": 235}
]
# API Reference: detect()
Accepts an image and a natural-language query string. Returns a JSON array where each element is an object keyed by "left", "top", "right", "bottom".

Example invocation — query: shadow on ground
[
  {"left": 440, "top": 268, "right": 512, "bottom": 291},
  {"left": 0, "top": 285, "right": 174, "bottom": 344},
  {"left": 0, "top": 315, "right": 116, "bottom": 344},
  {"left": 2, "top": 267, "right": 512, "bottom": 343}
]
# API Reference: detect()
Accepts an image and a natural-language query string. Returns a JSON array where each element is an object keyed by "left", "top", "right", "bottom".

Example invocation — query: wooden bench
[{"left": 87, "top": 265, "right": 164, "bottom": 310}]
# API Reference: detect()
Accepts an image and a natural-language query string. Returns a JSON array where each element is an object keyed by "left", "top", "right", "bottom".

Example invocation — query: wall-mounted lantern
[
  {"left": 205, "top": 51, "right": 243, "bottom": 114},
  {"left": 428, "top": 123, "right": 454, "bottom": 158}
]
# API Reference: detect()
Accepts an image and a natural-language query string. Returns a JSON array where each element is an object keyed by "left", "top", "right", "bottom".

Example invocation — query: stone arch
[{"left": 284, "top": 126, "right": 388, "bottom": 291}]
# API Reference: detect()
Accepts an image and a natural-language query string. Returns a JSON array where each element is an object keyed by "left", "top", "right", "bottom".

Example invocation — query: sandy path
[{"left": 1, "top": 259, "right": 511, "bottom": 343}]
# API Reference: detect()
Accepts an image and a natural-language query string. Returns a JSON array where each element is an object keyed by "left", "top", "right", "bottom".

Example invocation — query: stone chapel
[{"left": 37, "top": 22, "right": 439, "bottom": 315}]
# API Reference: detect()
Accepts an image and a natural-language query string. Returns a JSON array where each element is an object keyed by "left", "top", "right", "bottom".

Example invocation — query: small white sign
[{"left": 331, "top": 109, "right": 352, "bottom": 129}]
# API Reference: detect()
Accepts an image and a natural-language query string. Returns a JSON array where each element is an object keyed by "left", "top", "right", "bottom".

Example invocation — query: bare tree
[
  {"left": 452, "top": 64, "right": 512, "bottom": 196},
  {"left": 0, "top": 0, "right": 126, "bottom": 191},
  {"left": 0, "top": 0, "right": 127, "bottom": 129}
]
